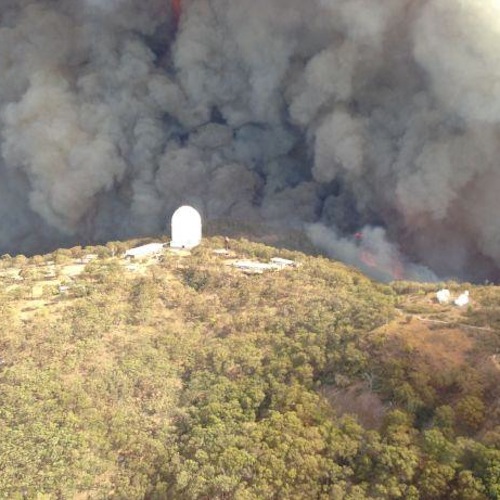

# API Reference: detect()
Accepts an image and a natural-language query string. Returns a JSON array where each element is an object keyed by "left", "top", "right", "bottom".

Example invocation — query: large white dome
[{"left": 170, "top": 205, "right": 202, "bottom": 249}]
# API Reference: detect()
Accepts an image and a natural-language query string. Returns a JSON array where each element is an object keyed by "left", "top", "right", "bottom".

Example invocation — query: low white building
[
  {"left": 270, "top": 257, "right": 296, "bottom": 269},
  {"left": 125, "top": 243, "right": 166, "bottom": 259},
  {"left": 232, "top": 258, "right": 299, "bottom": 274},
  {"left": 232, "top": 260, "right": 276, "bottom": 274}
]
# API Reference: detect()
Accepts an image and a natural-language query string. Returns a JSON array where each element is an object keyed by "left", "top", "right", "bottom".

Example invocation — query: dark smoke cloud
[{"left": 1, "top": 0, "right": 500, "bottom": 281}]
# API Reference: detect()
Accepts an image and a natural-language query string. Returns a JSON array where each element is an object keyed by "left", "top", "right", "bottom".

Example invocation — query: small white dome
[
  {"left": 454, "top": 291, "right": 470, "bottom": 307},
  {"left": 170, "top": 205, "right": 202, "bottom": 249},
  {"left": 436, "top": 289, "right": 451, "bottom": 304}
]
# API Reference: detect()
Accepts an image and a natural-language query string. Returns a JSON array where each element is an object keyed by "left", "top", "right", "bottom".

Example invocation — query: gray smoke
[{"left": 1, "top": 0, "right": 500, "bottom": 282}]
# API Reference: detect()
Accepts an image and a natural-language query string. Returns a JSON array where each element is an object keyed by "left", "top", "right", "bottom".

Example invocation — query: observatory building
[
  {"left": 125, "top": 243, "right": 165, "bottom": 259},
  {"left": 170, "top": 205, "right": 202, "bottom": 249}
]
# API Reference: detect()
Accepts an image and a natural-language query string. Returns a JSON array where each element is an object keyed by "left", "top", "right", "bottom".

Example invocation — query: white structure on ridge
[
  {"left": 454, "top": 290, "right": 470, "bottom": 307},
  {"left": 270, "top": 257, "right": 297, "bottom": 269},
  {"left": 125, "top": 243, "right": 165, "bottom": 259},
  {"left": 170, "top": 205, "right": 202, "bottom": 249},
  {"left": 436, "top": 289, "right": 451, "bottom": 304}
]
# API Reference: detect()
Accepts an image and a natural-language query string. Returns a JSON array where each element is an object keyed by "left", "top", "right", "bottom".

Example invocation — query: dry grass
[{"left": 381, "top": 316, "right": 474, "bottom": 371}]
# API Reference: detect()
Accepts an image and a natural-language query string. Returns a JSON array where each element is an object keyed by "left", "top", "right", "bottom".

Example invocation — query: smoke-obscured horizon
[{"left": 1, "top": 0, "right": 500, "bottom": 282}]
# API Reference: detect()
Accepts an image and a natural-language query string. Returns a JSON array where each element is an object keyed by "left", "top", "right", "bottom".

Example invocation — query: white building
[
  {"left": 125, "top": 243, "right": 165, "bottom": 259},
  {"left": 232, "top": 260, "right": 276, "bottom": 273},
  {"left": 170, "top": 206, "right": 202, "bottom": 249},
  {"left": 270, "top": 257, "right": 297, "bottom": 269}
]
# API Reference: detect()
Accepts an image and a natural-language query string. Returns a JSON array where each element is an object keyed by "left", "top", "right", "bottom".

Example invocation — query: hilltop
[{"left": 0, "top": 236, "right": 499, "bottom": 499}]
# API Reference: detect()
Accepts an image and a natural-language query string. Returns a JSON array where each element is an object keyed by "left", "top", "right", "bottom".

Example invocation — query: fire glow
[
  {"left": 172, "top": 0, "right": 182, "bottom": 29},
  {"left": 357, "top": 232, "right": 405, "bottom": 281}
]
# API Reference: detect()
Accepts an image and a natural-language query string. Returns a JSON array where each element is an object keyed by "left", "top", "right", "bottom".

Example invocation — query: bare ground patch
[{"left": 321, "top": 382, "right": 386, "bottom": 430}]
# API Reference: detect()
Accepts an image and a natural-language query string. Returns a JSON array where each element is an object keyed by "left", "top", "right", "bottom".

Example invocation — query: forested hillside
[{"left": 0, "top": 237, "right": 499, "bottom": 499}]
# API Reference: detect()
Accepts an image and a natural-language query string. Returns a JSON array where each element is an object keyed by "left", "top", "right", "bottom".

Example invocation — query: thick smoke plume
[{"left": 1, "top": 0, "right": 500, "bottom": 282}]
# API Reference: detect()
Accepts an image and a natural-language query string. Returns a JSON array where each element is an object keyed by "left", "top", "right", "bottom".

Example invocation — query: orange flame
[
  {"left": 357, "top": 230, "right": 404, "bottom": 280},
  {"left": 360, "top": 249, "right": 377, "bottom": 268},
  {"left": 391, "top": 258, "right": 404, "bottom": 280},
  {"left": 172, "top": 0, "right": 182, "bottom": 28},
  {"left": 360, "top": 249, "right": 404, "bottom": 280}
]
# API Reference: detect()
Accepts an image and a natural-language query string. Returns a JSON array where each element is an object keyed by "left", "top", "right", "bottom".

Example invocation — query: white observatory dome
[{"left": 170, "top": 205, "right": 202, "bottom": 249}]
